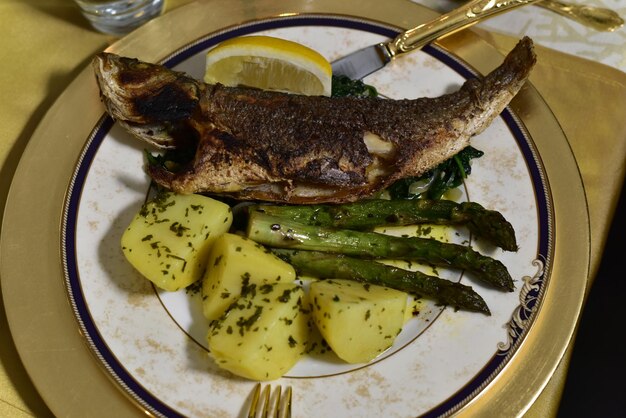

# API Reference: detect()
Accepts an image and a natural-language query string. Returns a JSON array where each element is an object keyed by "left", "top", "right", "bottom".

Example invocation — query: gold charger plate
[{"left": 0, "top": 0, "right": 589, "bottom": 416}]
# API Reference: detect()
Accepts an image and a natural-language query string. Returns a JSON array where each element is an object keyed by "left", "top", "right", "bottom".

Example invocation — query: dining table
[{"left": 1, "top": 0, "right": 624, "bottom": 417}]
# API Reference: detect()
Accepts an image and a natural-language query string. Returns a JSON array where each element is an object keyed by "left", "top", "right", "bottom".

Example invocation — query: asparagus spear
[
  {"left": 250, "top": 199, "right": 517, "bottom": 251},
  {"left": 246, "top": 211, "right": 514, "bottom": 292},
  {"left": 273, "top": 249, "right": 491, "bottom": 314}
]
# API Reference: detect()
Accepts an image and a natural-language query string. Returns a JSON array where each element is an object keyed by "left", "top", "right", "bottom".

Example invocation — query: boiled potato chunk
[
  {"left": 309, "top": 279, "right": 406, "bottom": 364},
  {"left": 121, "top": 192, "right": 232, "bottom": 291},
  {"left": 202, "top": 233, "right": 296, "bottom": 321},
  {"left": 207, "top": 283, "right": 309, "bottom": 381}
]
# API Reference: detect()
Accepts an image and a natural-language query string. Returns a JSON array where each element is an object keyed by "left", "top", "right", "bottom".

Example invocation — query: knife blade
[{"left": 332, "top": 0, "right": 541, "bottom": 80}]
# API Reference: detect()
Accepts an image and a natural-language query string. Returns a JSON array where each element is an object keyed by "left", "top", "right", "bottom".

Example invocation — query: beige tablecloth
[{"left": 1, "top": 0, "right": 625, "bottom": 416}]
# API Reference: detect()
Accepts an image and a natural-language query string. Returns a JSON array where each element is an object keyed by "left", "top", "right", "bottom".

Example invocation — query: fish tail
[{"left": 480, "top": 36, "right": 536, "bottom": 97}]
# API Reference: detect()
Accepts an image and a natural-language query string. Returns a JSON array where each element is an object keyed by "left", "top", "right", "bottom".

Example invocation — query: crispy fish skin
[{"left": 92, "top": 37, "right": 536, "bottom": 203}]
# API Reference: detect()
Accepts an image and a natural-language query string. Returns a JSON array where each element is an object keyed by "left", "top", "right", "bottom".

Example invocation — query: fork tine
[
  {"left": 248, "top": 383, "right": 262, "bottom": 418},
  {"left": 261, "top": 384, "right": 271, "bottom": 418},
  {"left": 248, "top": 384, "right": 292, "bottom": 418},
  {"left": 271, "top": 386, "right": 281, "bottom": 418},
  {"left": 284, "top": 386, "right": 292, "bottom": 418}
]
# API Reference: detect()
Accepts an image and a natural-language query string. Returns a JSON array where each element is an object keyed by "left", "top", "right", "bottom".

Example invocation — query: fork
[
  {"left": 247, "top": 383, "right": 292, "bottom": 418},
  {"left": 447, "top": 0, "right": 623, "bottom": 32},
  {"left": 537, "top": 0, "right": 624, "bottom": 32}
]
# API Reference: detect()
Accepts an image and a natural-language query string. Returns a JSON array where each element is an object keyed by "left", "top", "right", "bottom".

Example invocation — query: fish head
[{"left": 92, "top": 52, "right": 201, "bottom": 148}]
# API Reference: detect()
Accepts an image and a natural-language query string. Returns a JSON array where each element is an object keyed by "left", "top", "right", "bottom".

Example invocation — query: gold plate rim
[{"left": 0, "top": 0, "right": 590, "bottom": 416}]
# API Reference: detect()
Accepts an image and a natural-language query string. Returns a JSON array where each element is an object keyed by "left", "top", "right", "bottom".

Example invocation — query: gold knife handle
[{"left": 386, "top": 0, "right": 541, "bottom": 57}]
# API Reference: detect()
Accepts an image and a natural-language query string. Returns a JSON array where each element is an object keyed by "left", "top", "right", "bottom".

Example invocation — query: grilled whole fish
[{"left": 93, "top": 37, "right": 536, "bottom": 204}]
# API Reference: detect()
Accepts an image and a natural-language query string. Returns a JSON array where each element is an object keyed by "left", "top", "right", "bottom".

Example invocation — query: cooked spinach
[
  {"left": 331, "top": 75, "right": 378, "bottom": 98},
  {"left": 387, "top": 146, "right": 484, "bottom": 200}
]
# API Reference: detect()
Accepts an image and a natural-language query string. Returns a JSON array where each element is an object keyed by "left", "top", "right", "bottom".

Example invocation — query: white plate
[
  {"left": 1, "top": 1, "right": 589, "bottom": 417},
  {"left": 67, "top": 18, "right": 550, "bottom": 418}
]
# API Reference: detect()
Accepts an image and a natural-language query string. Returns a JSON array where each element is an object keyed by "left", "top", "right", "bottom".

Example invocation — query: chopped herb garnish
[
  {"left": 260, "top": 284, "right": 274, "bottom": 294},
  {"left": 185, "top": 280, "right": 202, "bottom": 295},
  {"left": 277, "top": 289, "right": 293, "bottom": 303},
  {"left": 287, "top": 335, "right": 297, "bottom": 348},
  {"left": 169, "top": 221, "right": 190, "bottom": 237},
  {"left": 236, "top": 306, "right": 263, "bottom": 336}
]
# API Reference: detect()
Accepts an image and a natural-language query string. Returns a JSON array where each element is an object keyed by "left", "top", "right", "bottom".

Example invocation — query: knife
[{"left": 332, "top": 0, "right": 541, "bottom": 80}]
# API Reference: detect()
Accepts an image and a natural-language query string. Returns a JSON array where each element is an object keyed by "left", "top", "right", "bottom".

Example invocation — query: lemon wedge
[{"left": 204, "top": 36, "right": 332, "bottom": 96}]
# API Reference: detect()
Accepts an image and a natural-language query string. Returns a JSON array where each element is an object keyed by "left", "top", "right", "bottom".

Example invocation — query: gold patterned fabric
[{"left": 1, "top": 1, "right": 624, "bottom": 417}]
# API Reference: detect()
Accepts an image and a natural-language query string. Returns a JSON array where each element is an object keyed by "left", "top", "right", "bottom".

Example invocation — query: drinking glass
[{"left": 74, "top": 0, "right": 164, "bottom": 35}]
